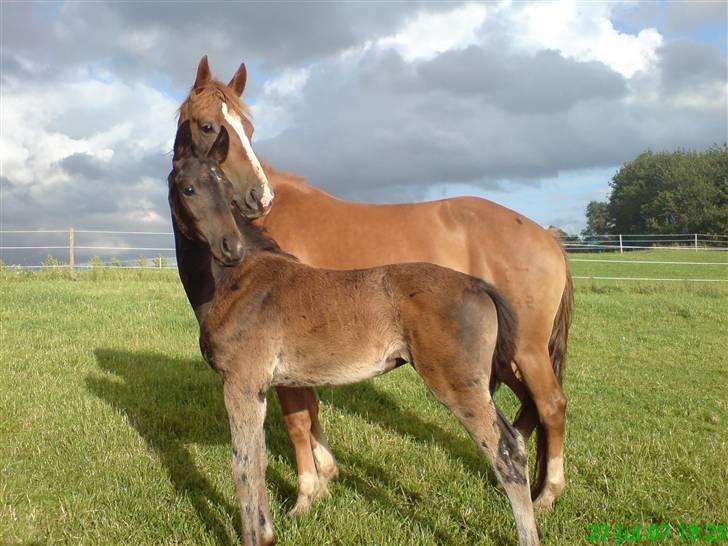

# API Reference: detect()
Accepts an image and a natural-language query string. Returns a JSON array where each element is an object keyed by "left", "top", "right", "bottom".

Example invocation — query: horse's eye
[
  {"left": 201, "top": 123, "right": 215, "bottom": 134},
  {"left": 183, "top": 186, "right": 195, "bottom": 196}
]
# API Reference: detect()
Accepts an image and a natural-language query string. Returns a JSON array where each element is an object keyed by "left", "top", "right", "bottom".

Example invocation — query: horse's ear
[
  {"left": 208, "top": 125, "right": 229, "bottom": 164},
  {"left": 173, "top": 120, "right": 193, "bottom": 162},
  {"left": 194, "top": 55, "right": 212, "bottom": 90},
  {"left": 228, "top": 62, "right": 247, "bottom": 97}
]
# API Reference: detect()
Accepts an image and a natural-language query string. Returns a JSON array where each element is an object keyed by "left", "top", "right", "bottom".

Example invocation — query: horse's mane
[{"left": 178, "top": 79, "right": 254, "bottom": 132}]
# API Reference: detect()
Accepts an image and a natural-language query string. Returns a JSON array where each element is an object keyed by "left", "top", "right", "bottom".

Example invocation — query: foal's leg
[
  {"left": 425, "top": 374, "right": 540, "bottom": 546},
  {"left": 225, "top": 381, "right": 276, "bottom": 546},
  {"left": 514, "top": 346, "right": 567, "bottom": 513},
  {"left": 276, "top": 387, "right": 322, "bottom": 516}
]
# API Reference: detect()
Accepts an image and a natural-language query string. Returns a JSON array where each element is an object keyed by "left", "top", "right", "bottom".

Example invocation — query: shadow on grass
[
  {"left": 323, "top": 380, "right": 496, "bottom": 485},
  {"left": 87, "top": 349, "right": 505, "bottom": 545},
  {"left": 88, "top": 348, "right": 296, "bottom": 545}
]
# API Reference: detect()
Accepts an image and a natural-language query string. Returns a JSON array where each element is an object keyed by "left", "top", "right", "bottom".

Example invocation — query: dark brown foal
[{"left": 168, "top": 122, "right": 539, "bottom": 546}]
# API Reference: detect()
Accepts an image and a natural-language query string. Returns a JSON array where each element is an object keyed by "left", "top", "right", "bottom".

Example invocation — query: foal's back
[{"left": 203, "top": 252, "right": 504, "bottom": 389}]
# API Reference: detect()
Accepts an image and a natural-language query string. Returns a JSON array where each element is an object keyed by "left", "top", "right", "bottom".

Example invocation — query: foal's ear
[
  {"left": 228, "top": 62, "right": 247, "bottom": 97},
  {"left": 173, "top": 120, "right": 194, "bottom": 162},
  {"left": 208, "top": 125, "right": 229, "bottom": 164},
  {"left": 194, "top": 55, "right": 212, "bottom": 90}
]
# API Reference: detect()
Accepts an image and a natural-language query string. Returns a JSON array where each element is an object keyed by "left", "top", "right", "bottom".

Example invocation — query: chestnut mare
[
  {"left": 177, "top": 56, "right": 573, "bottom": 513},
  {"left": 169, "top": 121, "right": 540, "bottom": 546}
]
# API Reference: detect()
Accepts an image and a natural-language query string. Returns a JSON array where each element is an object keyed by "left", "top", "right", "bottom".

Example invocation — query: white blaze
[{"left": 220, "top": 102, "right": 274, "bottom": 209}]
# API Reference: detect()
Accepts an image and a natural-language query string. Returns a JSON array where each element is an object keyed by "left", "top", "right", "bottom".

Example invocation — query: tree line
[{"left": 583, "top": 145, "right": 728, "bottom": 236}]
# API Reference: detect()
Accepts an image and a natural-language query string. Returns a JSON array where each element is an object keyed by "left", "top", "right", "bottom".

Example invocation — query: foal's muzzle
[{"left": 218, "top": 235, "right": 244, "bottom": 266}]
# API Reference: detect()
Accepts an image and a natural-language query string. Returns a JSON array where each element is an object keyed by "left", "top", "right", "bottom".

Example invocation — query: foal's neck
[
  {"left": 172, "top": 220, "right": 230, "bottom": 324},
  {"left": 173, "top": 211, "right": 292, "bottom": 324}
]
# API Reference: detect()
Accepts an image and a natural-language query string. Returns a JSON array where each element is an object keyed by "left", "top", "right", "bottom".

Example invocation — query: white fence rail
[
  {"left": 1, "top": 229, "right": 727, "bottom": 282},
  {"left": 564, "top": 232, "right": 728, "bottom": 252}
]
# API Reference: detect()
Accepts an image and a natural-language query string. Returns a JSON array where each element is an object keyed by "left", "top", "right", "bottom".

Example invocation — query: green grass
[
  {"left": 2, "top": 265, "right": 727, "bottom": 545},
  {"left": 569, "top": 249, "right": 728, "bottom": 281}
]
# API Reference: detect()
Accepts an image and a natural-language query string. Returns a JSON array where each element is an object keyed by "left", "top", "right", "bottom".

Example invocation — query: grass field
[{"left": 2, "top": 251, "right": 727, "bottom": 545}]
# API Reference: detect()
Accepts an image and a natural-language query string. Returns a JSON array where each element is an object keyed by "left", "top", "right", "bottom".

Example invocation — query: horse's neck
[
  {"left": 172, "top": 221, "right": 228, "bottom": 324},
  {"left": 266, "top": 166, "right": 333, "bottom": 203}
]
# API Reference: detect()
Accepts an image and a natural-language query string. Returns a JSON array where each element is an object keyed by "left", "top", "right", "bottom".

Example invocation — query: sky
[{"left": 1, "top": 0, "right": 726, "bottom": 265}]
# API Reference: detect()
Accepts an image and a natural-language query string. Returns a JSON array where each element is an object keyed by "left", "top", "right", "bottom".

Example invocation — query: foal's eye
[
  {"left": 183, "top": 186, "right": 195, "bottom": 196},
  {"left": 201, "top": 123, "right": 215, "bottom": 134}
]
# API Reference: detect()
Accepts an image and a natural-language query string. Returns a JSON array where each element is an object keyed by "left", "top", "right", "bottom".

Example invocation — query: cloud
[
  {"left": 255, "top": 35, "right": 724, "bottom": 197},
  {"left": 1, "top": 74, "right": 176, "bottom": 237},
  {"left": 1, "top": 1, "right": 456, "bottom": 88},
  {"left": 508, "top": 0, "right": 664, "bottom": 78},
  {"left": 0, "top": 0, "right": 725, "bottom": 261}
]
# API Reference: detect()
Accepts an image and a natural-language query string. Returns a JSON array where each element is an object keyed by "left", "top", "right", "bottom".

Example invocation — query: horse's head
[
  {"left": 169, "top": 120, "right": 246, "bottom": 266},
  {"left": 178, "top": 55, "right": 274, "bottom": 219}
]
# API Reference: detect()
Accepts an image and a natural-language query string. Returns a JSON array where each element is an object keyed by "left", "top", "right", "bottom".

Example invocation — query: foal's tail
[{"left": 477, "top": 280, "right": 519, "bottom": 374}]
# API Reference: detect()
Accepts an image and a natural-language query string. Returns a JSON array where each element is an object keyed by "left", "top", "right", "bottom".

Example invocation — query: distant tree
[
  {"left": 547, "top": 226, "right": 579, "bottom": 243},
  {"left": 110, "top": 257, "right": 123, "bottom": 268},
  {"left": 595, "top": 144, "right": 728, "bottom": 235},
  {"left": 136, "top": 256, "right": 148, "bottom": 268},
  {"left": 582, "top": 201, "right": 611, "bottom": 236},
  {"left": 155, "top": 255, "right": 168, "bottom": 268},
  {"left": 0, "top": 259, "right": 7, "bottom": 272}
]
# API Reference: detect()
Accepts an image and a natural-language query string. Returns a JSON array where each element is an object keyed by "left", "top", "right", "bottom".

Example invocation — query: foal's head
[{"left": 170, "top": 120, "right": 245, "bottom": 266}]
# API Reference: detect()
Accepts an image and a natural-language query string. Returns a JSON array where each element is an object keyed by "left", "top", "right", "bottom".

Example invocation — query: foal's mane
[
  {"left": 178, "top": 80, "right": 254, "bottom": 132},
  {"left": 240, "top": 219, "right": 298, "bottom": 262}
]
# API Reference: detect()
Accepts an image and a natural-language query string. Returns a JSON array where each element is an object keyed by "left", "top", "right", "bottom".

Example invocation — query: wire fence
[{"left": 1, "top": 229, "right": 727, "bottom": 282}]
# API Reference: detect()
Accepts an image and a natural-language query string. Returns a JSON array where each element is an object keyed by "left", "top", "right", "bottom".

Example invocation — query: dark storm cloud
[
  {"left": 417, "top": 47, "right": 628, "bottom": 113},
  {"left": 658, "top": 40, "right": 727, "bottom": 94},
  {"left": 256, "top": 42, "right": 725, "bottom": 196},
  {"left": 59, "top": 153, "right": 106, "bottom": 180},
  {"left": 1, "top": 1, "right": 457, "bottom": 87}
]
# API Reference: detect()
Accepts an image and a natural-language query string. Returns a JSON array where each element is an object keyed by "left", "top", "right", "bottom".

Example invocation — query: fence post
[
  {"left": 69, "top": 227, "right": 75, "bottom": 276},
  {"left": 619, "top": 234, "right": 623, "bottom": 254},
  {"left": 694, "top": 233, "right": 698, "bottom": 251}
]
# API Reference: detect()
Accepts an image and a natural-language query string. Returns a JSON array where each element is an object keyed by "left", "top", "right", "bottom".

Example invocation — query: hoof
[
  {"left": 533, "top": 492, "right": 555, "bottom": 513},
  {"left": 287, "top": 496, "right": 313, "bottom": 517}
]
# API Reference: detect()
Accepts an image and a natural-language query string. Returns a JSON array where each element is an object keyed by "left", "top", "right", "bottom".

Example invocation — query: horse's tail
[
  {"left": 478, "top": 281, "right": 519, "bottom": 378},
  {"left": 532, "top": 237, "right": 574, "bottom": 497},
  {"left": 549, "top": 241, "right": 573, "bottom": 386}
]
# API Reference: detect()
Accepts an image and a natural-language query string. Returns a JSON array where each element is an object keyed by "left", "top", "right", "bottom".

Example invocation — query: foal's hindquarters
[{"left": 202, "top": 260, "right": 540, "bottom": 546}]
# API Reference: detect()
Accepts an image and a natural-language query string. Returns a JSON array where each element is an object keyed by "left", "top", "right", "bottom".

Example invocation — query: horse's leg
[
  {"left": 276, "top": 387, "right": 321, "bottom": 516},
  {"left": 303, "top": 387, "right": 338, "bottom": 493},
  {"left": 224, "top": 380, "right": 276, "bottom": 546},
  {"left": 514, "top": 347, "right": 567, "bottom": 512},
  {"left": 423, "top": 373, "right": 540, "bottom": 546}
]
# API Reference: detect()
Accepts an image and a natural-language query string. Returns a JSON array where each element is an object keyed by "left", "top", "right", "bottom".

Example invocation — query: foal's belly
[{"left": 272, "top": 341, "right": 409, "bottom": 387}]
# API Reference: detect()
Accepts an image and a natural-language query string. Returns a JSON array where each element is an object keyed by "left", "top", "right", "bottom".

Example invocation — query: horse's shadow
[
  {"left": 322, "top": 375, "right": 500, "bottom": 484},
  {"left": 88, "top": 348, "right": 297, "bottom": 545},
  {"left": 88, "top": 349, "right": 509, "bottom": 545}
]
